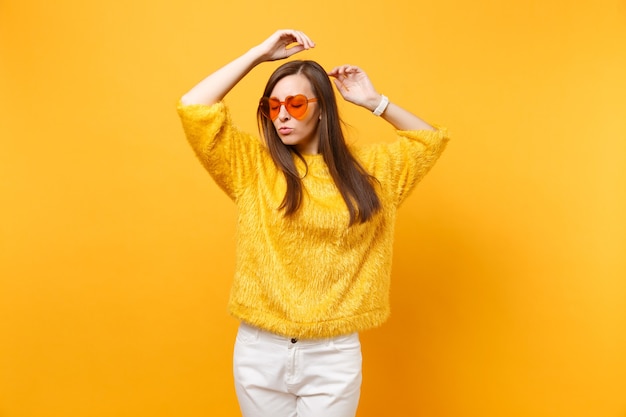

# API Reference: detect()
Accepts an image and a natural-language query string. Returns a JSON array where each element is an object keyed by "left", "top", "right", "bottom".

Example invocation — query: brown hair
[{"left": 257, "top": 60, "right": 381, "bottom": 225}]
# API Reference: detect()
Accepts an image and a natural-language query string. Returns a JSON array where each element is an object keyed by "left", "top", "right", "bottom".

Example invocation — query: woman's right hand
[
  {"left": 254, "top": 29, "right": 315, "bottom": 62},
  {"left": 180, "top": 30, "right": 314, "bottom": 106}
]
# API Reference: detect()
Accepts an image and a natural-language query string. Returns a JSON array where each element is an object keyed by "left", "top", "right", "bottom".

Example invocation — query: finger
[
  {"left": 343, "top": 65, "right": 361, "bottom": 76},
  {"left": 286, "top": 30, "right": 306, "bottom": 49},
  {"left": 292, "top": 31, "right": 305, "bottom": 47},
  {"left": 285, "top": 44, "right": 306, "bottom": 57},
  {"left": 341, "top": 65, "right": 357, "bottom": 76},
  {"left": 283, "top": 31, "right": 300, "bottom": 45},
  {"left": 328, "top": 65, "right": 349, "bottom": 77},
  {"left": 331, "top": 77, "right": 350, "bottom": 93},
  {"left": 277, "top": 29, "right": 304, "bottom": 44},
  {"left": 283, "top": 31, "right": 308, "bottom": 55},
  {"left": 295, "top": 31, "right": 315, "bottom": 49}
]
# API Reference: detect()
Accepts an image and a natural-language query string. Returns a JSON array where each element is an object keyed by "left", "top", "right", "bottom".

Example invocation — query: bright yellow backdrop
[{"left": 1, "top": 0, "right": 625, "bottom": 416}]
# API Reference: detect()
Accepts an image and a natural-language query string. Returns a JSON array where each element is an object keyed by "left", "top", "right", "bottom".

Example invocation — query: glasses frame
[{"left": 259, "top": 95, "right": 318, "bottom": 121}]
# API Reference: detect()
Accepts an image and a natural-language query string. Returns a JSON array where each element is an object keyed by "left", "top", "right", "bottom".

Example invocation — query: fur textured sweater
[{"left": 177, "top": 101, "right": 449, "bottom": 339}]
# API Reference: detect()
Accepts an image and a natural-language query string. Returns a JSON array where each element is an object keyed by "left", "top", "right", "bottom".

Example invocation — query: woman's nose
[{"left": 278, "top": 105, "right": 290, "bottom": 120}]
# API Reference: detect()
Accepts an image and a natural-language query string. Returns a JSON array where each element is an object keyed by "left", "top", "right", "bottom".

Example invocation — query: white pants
[{"left": 233, "top": 322, "right": 362, "bottom": 417}]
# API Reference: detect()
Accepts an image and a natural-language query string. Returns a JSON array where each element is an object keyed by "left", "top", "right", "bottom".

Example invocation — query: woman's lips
[{"left": 278, "top": 127, "right": 293, "bottom": 135}]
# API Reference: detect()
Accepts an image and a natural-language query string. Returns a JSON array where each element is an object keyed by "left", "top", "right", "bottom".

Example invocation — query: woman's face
[{"left": 269, "top": 74, "right": 321, "bottom": 155}]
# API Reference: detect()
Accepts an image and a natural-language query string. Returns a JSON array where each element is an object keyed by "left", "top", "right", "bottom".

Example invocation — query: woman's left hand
[{"left": 328, "top": 65, "right": 382, "bottom": 111}]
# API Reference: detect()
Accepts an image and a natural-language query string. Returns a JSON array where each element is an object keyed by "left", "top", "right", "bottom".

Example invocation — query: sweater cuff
[
  {"left": 176, "top": 100, "right": 228, "bottom": 123},
  {"left": 397, "top": 125, "right": 450, "bottom": 146}
]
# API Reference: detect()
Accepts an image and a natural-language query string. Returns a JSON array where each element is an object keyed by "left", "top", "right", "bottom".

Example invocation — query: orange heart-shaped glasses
[{"left": 259, "top": 95, "right": 318, "bottom": 121}]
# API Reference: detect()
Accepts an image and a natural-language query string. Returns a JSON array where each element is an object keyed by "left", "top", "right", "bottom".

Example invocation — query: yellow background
[{"left": 1, "top": 0, "right": 625, "bottom": 416}]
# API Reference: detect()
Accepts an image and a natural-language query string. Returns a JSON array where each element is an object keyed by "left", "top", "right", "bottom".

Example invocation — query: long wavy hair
[{"left": 257, "top": 60, "right": 381, "bottom": 225}]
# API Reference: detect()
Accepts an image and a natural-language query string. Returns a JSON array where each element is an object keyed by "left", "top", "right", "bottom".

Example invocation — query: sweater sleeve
[
  {"left": 360, "top": 127, "right": 450, "bottom": 206},
  {"left": 176, "top": 101, "right": 262, "bottom": 201}
]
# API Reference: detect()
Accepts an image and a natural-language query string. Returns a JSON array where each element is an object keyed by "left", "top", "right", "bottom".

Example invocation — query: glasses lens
[
  {"left": 268, "top": 97, "right": 281, "bottom": 120},
  {"left": 286, "top": 95, "right": 308, "bottom": 118},
  {"left": 260, "top": 97, "right": 280, "bottom": 120}
]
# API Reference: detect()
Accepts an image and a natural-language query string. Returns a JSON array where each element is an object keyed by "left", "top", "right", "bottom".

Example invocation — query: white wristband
[{"left": 372, "top": 94, "right": 389, "bottom": 116}]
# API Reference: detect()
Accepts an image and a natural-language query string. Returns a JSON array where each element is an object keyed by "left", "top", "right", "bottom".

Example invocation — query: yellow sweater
[{"left": 177, "top": 101, "right": 449, "bottom": 339}]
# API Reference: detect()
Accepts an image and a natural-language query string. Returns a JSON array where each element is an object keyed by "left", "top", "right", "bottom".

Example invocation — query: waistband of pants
[{"left": 238, "top": 321, "right": 358, "bottom": 347}]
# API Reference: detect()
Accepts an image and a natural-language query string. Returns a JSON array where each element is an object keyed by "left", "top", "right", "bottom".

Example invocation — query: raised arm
[
  {"left": 180, "top": 30, "right": 316, "bottom": 106},
  {"left": 328, "top": 65, "right": 436, "bottom": 131}
]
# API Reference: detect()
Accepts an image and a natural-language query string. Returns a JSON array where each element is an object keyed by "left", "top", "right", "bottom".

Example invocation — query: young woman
[{"left": 177, "top": 29, "right": 449, "bottom": 417}]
